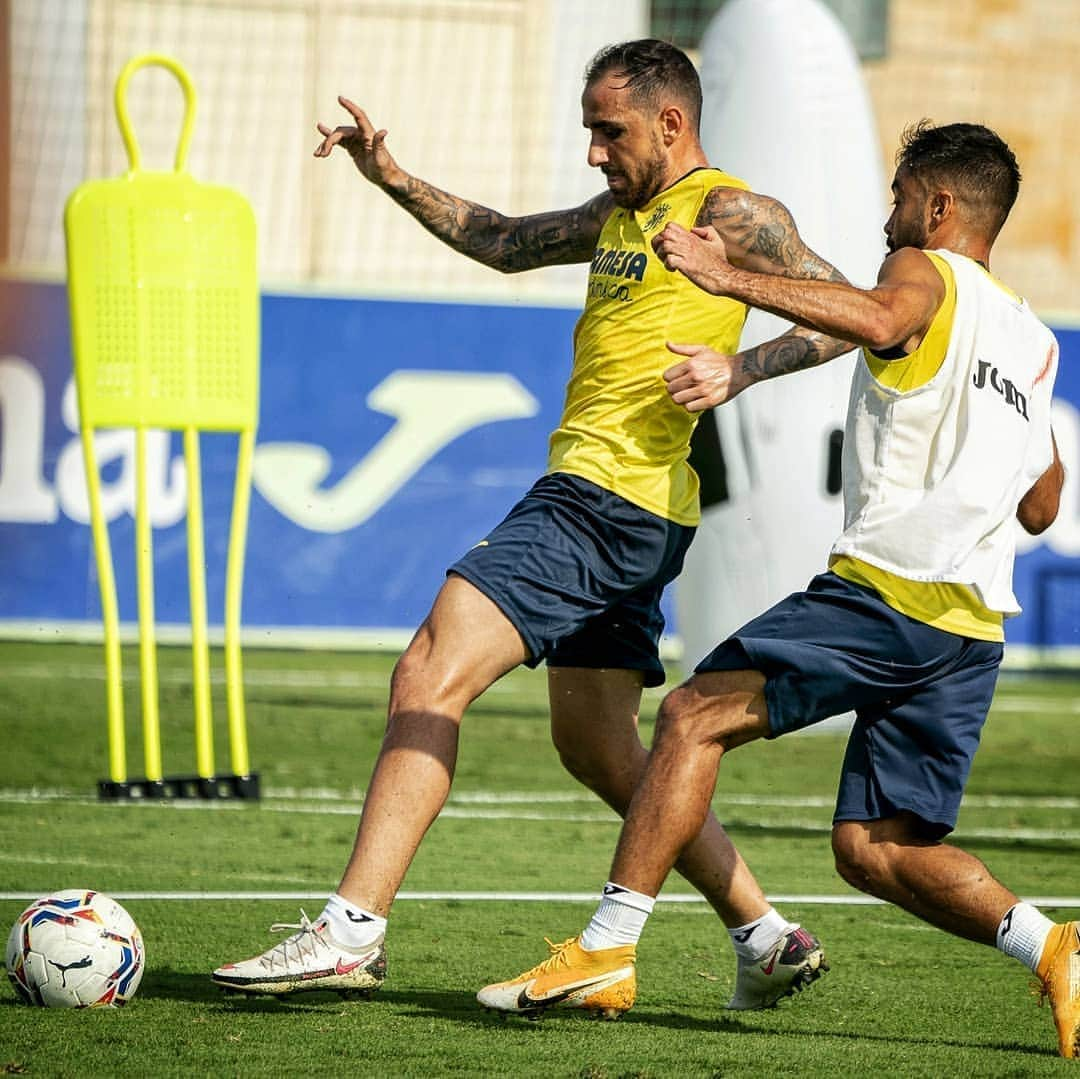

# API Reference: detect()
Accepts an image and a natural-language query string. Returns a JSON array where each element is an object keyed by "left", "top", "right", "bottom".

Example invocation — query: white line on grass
[
  {"left": 991, "top": 695, "right": 1080, "bottom": 713},
  {"left": 0, "top": 853, "right": 120, "bottom": 868},
  {"left": 3, "top": 790, "right": 1079, "bottom": 843},
  {"left": 0, "top": 662, "right": 526, "bottom": 697},
  {"left": 1, "top": 890, "right": 1078, "bottom": 908},
  {"left": 255, "top": 803, "right": 1080, "bottom": 842},
  {"left": 0, "top": 856, "right": 322, "bottom": 890},
  {"left": 3, "top": 662, "right": 1080, "bottom": 713},
  {"left": 1, "top": 787, "right": 1077, "bottom": 811}
]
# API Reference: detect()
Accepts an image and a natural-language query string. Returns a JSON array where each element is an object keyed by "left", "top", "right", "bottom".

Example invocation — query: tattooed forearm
[
  {"left": 501, "top": 199, "right": 610, "bottom": 271},
  {"left": 794, "top": 253, "right": 848, "bottom": 284},
  {"left": 387, "top": 178, "right": 608, "bottom": 272},
  {"left": 741, "top": 328, "right": 853, "bottom": 385}
]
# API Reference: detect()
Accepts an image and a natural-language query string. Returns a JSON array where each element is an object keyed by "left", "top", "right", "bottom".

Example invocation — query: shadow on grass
[
  {"left": 142, "top": 970, "right": 228, "bottom": 1004},
  {"left": 462, "top": 1003, "right": 1057, "bottom": 1059},
  {"left": 142, "top": 970, "right": 387, "bottom": 1012},
  {"left": 142, "top": 972, "right": 490, "bottom": 1016},
  {"left": 143, "top": 974, "right": 1057, "bottom": 1059},
  {"left": 244, "top": 690, "right": 544, "bottom": 718},
  {"left": 245, "top": 691, "right": 384, "bottom": 713}
]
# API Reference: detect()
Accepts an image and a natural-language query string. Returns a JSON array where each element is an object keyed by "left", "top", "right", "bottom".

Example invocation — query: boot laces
[
  {"left": 260, "top": 909, "right": 329, "bottom": 970},
  {"left": 524, "top": 937, "right": 578, "bottom": 977}
]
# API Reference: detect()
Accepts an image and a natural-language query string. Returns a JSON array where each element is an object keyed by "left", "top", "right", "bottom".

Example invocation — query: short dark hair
[
  {"left": 896, "top": 120, "right": 1021, "bottom": 237},
  {"left": 585, "top": 39, "right": 702, "bottom": 132}
]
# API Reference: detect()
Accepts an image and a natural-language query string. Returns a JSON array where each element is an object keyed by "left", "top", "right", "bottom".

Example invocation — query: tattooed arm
[
  {"left": 652, "top": 186, "right": 858, "bottom": 409},
  {"left": 656, "top": 186, "right": 945, "bottom": 350},
  {"left": 662, "top": 327, "right": 850, "bottom": 411},
  {"left": 696, "top": 187, "right": 846, "bottom": 282},
  {"left": 652, "top": 186, "right": 953, "bottom": 409},
  {"left": 315, "top": 96, "right": 610, "bottom": 271},
  {"left": 385, "top": 183, "right": 610, "bottom": 272}
]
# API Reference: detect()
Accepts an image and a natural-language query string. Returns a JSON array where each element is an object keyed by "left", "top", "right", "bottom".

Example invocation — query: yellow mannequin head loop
[{"left": 113, "top": 53, "right": 197, "bottom": 173}]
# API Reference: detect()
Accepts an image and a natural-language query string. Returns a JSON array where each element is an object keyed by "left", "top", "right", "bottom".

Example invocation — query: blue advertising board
[
  {"left": 1, "top": 277, "right": 1078, "bottom": 657},
  {"left": 0, "top": 279, "right": 570, "bottom": 637}
]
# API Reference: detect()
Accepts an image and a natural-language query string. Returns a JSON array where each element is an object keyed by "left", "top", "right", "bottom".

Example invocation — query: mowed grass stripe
[
  {"left": 0, "top": 789, "right": 1077, "bottom": 842},
  {"left": 3, "top": 660, "right": 1080, "bottom": 712},
  {"left": 0, "top": 787, "right": 1076, "bottom": 810}
]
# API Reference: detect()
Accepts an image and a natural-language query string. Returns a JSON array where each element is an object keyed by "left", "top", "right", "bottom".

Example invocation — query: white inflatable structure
[{"left": 678, "top": 0, "right": 889, "bottom": 669}]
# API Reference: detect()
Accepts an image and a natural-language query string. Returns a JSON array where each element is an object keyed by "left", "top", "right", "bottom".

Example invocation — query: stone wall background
[{"left": 863, "top": 0, "right": 1077, "bottom": 317}]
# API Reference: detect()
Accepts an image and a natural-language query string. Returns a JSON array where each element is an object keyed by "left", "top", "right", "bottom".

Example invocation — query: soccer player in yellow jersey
[
  {"left": 214, "top": 39, "right": 849, "bottom": 1009},
  {"left": 481, "top": 121, "right": 1079, "bottom": 1056}
]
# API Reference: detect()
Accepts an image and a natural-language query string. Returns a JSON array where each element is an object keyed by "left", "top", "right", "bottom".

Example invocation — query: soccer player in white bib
[{"left": 479, "top": 121, "right": 1079, "bottom": 1058}]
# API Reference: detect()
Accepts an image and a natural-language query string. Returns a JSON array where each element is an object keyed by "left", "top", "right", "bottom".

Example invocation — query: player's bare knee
[
  {"left": 654, "top": 684, "right": 737, "bottom": 751},
  {"left": 653, "top": 686, "right": 699, "bottom": 741},
  {"left": 388, "top": 643, "right": 466, "bottom": 717},
  {"left": 553, "top": 738, "right": 600, "bottom": 790},
  {"left": 552, "top": 734, "right": 641, "bottom": 812},
  {"left": 832, "top": 822, "right": 873, "bottom": 891},
  {"left": 656, "top": 670, "right": 768, "bottom": 754},
  {"left": 832, "top": 821, "right": 891, "bottom": 895},
  {"left": 556, "top": 755, "right": 633, "bottom": 814},
  {"left": 388, "top": 647, "right": 426, "bottom": 707}
]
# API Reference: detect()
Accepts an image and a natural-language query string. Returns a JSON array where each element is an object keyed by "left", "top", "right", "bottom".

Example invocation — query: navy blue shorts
[
  {"left": 695, "top": 572, "right": 1003, "bottom": 838},
  {"left": 448, "top": 472, "right": 694, "bottom": 687}
]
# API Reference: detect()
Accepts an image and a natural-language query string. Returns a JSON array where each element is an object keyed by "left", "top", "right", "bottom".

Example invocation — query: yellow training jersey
[
  {"left": 547, "top": 167, "right": 750, "bottom": 526},
  {"left": 830, "top": 250, "right": 1005, "bottom": 642}
]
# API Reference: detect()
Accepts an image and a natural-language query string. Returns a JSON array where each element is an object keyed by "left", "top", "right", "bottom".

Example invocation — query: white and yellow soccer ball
[{"left": 6, "top": 890, "right": 145, "bottom": 1007}]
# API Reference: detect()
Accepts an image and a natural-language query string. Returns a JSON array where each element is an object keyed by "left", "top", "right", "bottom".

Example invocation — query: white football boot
[
  {"left": 212, "top": 910, "right": 386, "bottom": 998},
  {"left": 727, "top": 925, "right": 828, "bottom": 1010}
]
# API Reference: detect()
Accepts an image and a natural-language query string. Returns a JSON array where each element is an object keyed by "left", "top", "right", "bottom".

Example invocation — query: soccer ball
[{"left": 6, "top": 890, "right": 145, "bottom": 1008}]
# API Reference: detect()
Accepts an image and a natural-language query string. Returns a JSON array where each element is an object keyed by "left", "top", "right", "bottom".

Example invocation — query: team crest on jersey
[{"left": 641, "top": 202, "right": 671, "bottom": 233}]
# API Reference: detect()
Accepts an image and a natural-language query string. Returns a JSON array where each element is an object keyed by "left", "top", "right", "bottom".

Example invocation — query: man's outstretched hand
[{"left": 314, "top": 96, "right": 403, "bottom": 189}]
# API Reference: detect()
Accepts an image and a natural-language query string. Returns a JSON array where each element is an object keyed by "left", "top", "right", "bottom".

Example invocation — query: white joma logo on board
[{"left": 0, "top": 359, "right": 538, "bottom": 533}]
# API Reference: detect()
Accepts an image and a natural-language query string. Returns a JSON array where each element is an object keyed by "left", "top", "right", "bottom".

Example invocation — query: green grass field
[{"left": 1, "top": 641, "right": 1078, "bottom": 1076}]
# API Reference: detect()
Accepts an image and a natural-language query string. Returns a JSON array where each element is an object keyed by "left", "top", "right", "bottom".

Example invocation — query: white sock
[
  {"left": 728, "top": 908, "right": 794, "bottom": 961},
  {"left": 319, "top": 893, "right": 387, "bottom": 949},
  {"left": 996, "top": 901, "right": 1054, "bottom": 973},
  {"left": 579, "top": 882, "right": 655, "bottom": 951}
]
